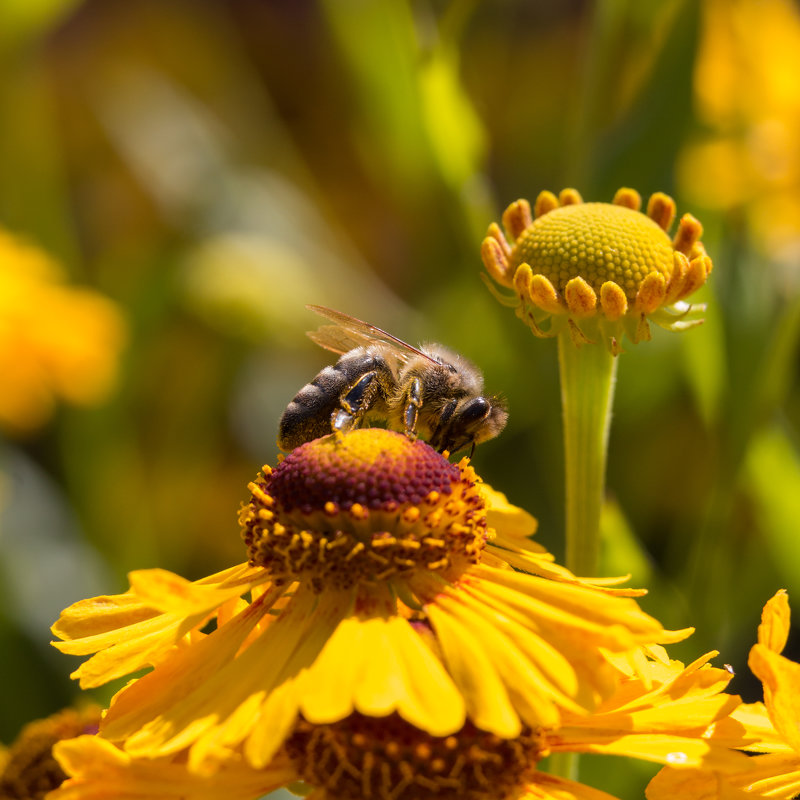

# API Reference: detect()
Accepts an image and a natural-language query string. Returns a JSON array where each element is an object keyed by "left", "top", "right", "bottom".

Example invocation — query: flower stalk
[{"left": 558, "top": 332, "right": 618, "bottom": 577}]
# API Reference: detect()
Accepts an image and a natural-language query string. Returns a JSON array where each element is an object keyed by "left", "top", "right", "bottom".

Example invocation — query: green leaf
[
  {"left": 600, "top": 498, "right": 654, "bottom": 586},
  {"left": 418, "top": 45, "right": 486, "bottom": 189},
  {"left": 744, "top": 426, "right": 800, "bottom": 593},
  {"left": 680, "top": 285, "right": 727, "bottom": 427}
]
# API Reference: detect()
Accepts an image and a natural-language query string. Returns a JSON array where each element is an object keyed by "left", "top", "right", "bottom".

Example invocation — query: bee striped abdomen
[{"left": 278, "top": 351, "right": 389, "bottom": 451}]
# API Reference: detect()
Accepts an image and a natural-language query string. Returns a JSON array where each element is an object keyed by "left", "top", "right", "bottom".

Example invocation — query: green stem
[
  {"left": 558, "top": 332, "right": 618, "bottom": 576},
  {"left": 547, "top": 752, "right": 579, "bottom": 783}
]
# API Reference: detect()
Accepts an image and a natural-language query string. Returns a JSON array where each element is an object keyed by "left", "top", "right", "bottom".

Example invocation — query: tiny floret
[{"left": 481, "top": 188, "right": 713, "bottom": 352}]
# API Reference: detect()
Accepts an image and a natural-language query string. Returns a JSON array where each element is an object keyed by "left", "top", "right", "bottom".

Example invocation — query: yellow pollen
[
  {"left": 425, "top": 510, "right": 444, "bottom": 527},
  {"left": 415, "top": 743, "right": 432, "bottom": 760},
  {"left": 403, "top": 507, "right": 421, "bottom": 523},
  {"left": 324, "top": 501, "right": 338, "bottom": 515}
]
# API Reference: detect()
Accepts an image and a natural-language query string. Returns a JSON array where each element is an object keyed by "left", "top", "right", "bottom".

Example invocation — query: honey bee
[{"left": 278, "top": 305, "right": 508, "bottom": 454}]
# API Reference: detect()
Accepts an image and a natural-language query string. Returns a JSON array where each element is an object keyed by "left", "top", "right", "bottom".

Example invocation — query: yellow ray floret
[
  {"left": 481, "top": 188, "right": 713, "bottom": 352},
  {"left": 648, "top": 590, "right": 800, "bottom": 799},
  {"left": 47, "top": 736, "right": 295, "bottom": 800}
]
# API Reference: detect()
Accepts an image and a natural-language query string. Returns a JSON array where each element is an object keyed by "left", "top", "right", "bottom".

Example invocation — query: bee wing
[{"left": 306, "top": 305, "right": 438, "bottom": 364}]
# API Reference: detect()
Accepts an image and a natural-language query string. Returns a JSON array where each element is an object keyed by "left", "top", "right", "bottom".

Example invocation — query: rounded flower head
[
  {"left": 241, "top": 429, "right": 486, "bottom": 591},
  {"left": 482, "top": 188, "right": 713, "bottom": 353}
]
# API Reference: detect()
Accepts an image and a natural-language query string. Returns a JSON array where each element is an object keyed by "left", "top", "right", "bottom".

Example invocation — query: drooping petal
[
  {"left": 749, "top": 643, "right": 800, "bottom": 754},
  {"left": 758, "top": 589, "right": 791, "bottom": 654},
  {"left": 425, "top": 600, "right": 521, "bottom": 737},
  {"left": 522, "top": 771, "right": 622, "bottom": 800},
  {"left": 295, "top": 611, "right": 465, "bottom": 735},
  {"left": 51, "top": 565, "right": 269, "bottom": 689}
]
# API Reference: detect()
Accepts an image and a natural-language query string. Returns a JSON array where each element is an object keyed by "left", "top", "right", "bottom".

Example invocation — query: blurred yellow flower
[
  {"left": 647, "top": 590, "right": 800, "bottom": 798},
  {"left": 482, "top": 188, "right": 712, "bottom": 353},
  {"left": 0, "top": 230, "right": 126, "bottom": 434},
  {"left": 679, "top": 0, "right": 800, "bottom": 265},
  {"left": 0, "top": 705, "right": 101, "bottom": 800},
  {"left": 52, "top": 429, "right": 687, "bottom": 780}
]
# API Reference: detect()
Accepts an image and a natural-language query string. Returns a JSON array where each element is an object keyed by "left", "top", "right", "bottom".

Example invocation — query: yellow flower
[
  {"left": 647, "top": 590, "right": 800, "bottom": 798},
  {"left": 679, "top": 0, "right": 800, "bottom": 265},
  {"left": 0, "top": 705, "right": 101, "bottom": 800},
  {"left": 481, "top": 188, "right": 712, "bottom": 353},
  {"left": 48, "top": 645, "right": 751, "bottom": 800},
  {"left": 52, "top": 429, "right": 687, "bottom": 778},
  {"left": 0, "top": 230, "right": 126, "bottom": 434}
]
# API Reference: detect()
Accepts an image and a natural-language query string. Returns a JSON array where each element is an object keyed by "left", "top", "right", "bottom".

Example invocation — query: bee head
[{"left": 429, "top": 395, "right": 508, "bottom": 455}]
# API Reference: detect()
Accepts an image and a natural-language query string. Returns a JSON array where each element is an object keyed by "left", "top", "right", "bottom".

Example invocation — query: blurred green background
[{"left": 1, "top": 1, "right": 799, "bottom": 797}]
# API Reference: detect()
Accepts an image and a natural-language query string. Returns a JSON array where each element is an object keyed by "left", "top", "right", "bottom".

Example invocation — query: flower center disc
[
  {"left": 511, "top": 203, "right": 674, "bottom": 299},
  {"left": 268, "top": 429, "right": 461, "bottom": 514},
  {"left": 241, "top": 430, "right": 488, "bottom": 591},
  {"left": 285, "top": 714, "right": 543, "bottom": 800}
]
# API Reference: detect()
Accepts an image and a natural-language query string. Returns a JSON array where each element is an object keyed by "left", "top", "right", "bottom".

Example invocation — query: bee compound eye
[{"left": 459, "top": 397, "right": 491, "bottom": 424}]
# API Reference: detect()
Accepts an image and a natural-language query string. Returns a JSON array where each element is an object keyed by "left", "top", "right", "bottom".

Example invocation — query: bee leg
[
  {"left": 331, "top": 370, "right": 380, "bottom": 434},
  {"left": 402, "top": 377, "right": 423, "bottom": 440}
]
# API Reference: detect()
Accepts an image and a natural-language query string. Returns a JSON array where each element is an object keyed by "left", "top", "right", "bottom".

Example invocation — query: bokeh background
[{"left": 2, "top": 1, "right": 799, "bottom": 797}]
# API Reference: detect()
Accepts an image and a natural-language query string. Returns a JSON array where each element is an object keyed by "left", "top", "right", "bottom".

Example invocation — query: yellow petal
[
  {"left": 103, "top": 584, "right": 295, "bottom": 748},
  {"left": 128, "top": 569, "right": 244, "bottom": 616},
  {"left": 49, "top": 734, "right": 295, "bottom": 800},
  {"left": 244, "top": 682, "right": 302, "bottom": 768},
  {"left": 296, "top": 607, "right": 465, "bottom": 736},
  {"left": 207, "top": 586, "right": 354, "bottom": 769},
  {"left": 431, "top": 591, "right": 567, "bottom": 727},
  {"left": 758, "top": 589, "right": 791, "bottom": 654},
  {"left": 357, "top": 616, "right": 465, "bottom": 734},
  {"left": 51, "top": 566, "right": 264, "bottom": 688},
  {"left": 749, "top": 643, "right": 800, "bottom": 754},
  {"left": 730, "top": 701, "right": 791, "bottom": 753},
  {"left": 51, "top": 592, "right": 157, "bottom": 643},
  {"left": 731, "top": 752, "right": 800, "bottom": 798},
  {"left": 646, "top": 766, "right": 753, "bottom": 800},
  {"left": 525, "top": 772, "right": 621, "bottom": 800},
  {"left": 479, "top": 483, "right": 539, "bottom": 539},
  {"left": 425, "top": 601, "right": 521, "bottom": 737},
  {"left": 552, "top": 732, "right": 749, "bottom": 769},
  {"left": 470, "top": 564, "right": 661, "bottom": 647}
]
